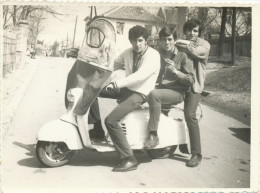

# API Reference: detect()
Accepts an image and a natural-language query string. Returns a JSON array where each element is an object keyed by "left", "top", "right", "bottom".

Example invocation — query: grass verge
[{"left": 201, "top": 56, "right": 251, "bottom": 125}]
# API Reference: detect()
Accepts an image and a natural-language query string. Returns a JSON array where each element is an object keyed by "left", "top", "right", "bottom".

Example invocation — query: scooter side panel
[
  {"left": 98, "top": 97, "right": 189, "bottom": 150},
  {"left": 120, "top": 108, "right": 149, "bottom": 147},
  {"left": 37, "top": 119, "right": 84, "bottom": 150},
  {"left": 157, "top": 116, "right": 188, "bottom": 147},
  {"left": 121, "top": 108, "right": 188, "bottom": 149}
]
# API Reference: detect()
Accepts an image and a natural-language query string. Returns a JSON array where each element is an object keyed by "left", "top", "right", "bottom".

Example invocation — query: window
[
  {"left": 87, "top": 28, "right": 105, "bottom": 48},
  {"left": 116, "top": 22, "right": 125, "bottom": 35}
]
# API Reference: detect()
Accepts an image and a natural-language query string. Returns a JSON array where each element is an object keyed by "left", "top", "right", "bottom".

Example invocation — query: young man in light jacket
[{"left": 104, "top": 25, "right": 160, "bottom": 172}]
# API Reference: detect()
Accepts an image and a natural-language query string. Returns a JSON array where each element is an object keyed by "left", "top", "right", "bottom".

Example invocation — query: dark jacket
[{"left": 158, "top": 48, "right": 195, "bottom": 93}]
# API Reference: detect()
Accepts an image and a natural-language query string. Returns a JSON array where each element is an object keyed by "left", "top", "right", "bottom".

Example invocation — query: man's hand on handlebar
[{"left": 105, "top": 82, "right": 120, "bottom": 96}]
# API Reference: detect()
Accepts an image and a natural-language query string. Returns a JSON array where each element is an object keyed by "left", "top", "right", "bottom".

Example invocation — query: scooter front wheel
[
  {"left": 146, "top": 145, "right": 177, "bottom": 159},
  {"left": 36, "top": 141, "right": 74, "bottom": 167}
]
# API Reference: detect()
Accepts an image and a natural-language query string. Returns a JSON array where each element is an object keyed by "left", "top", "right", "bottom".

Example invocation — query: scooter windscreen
[
  {"left": 65, "top": 17, "right": 116, "bottom": 116},
  {"left": 77, "top": 17, "right": 116, "bottom": 71}
]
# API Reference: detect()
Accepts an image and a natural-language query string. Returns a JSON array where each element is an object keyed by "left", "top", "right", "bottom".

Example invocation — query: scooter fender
[{"left": 37, "top": 119, "right": 84, "bottom": 150}]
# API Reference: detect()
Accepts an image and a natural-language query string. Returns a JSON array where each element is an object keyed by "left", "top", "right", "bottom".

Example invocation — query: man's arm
[
  {"left": 175, "top": 38, "right": 210, "bottom": 61},
  {"left": 167, "top": 53, "right": 195, "bottom": 86},
  {"left": 113, "top": 62, "right": 124, "bottom": 71},
  {"left": 113, "top": 51, "right": 126, "bottom": 71}
]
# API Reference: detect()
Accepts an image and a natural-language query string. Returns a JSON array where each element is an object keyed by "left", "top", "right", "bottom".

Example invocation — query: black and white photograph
[{"left": 1, "top": 2, "right": 259, "bottom": 192}]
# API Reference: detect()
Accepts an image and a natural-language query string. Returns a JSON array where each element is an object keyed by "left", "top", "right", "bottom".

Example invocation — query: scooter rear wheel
[
  {"left": 36, "top": 141, "right": 74, "bottom": 167},
  {"left": 146, "top": 145, "right": 177, "bottom": 159}
]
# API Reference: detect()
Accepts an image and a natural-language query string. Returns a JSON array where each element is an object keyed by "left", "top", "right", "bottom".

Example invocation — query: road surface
[{"left": 2, "top": 57, "right": 251, "bottom": 192}]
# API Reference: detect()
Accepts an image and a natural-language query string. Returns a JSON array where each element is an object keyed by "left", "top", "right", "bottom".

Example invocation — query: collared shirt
[
  {"left": 158, "top": 47, "right": 195, "bottom": 93},
  {"left": 132, "top": 46, "right": 148, "bottom": 73},
  {"left": 157, "top": 47, "right": 178, "bottom": 84}
]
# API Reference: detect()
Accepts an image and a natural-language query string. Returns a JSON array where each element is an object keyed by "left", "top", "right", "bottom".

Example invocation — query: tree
[
  {"left": 176, "top": 7, "right": 187, "bottom": 38},
  {"left": 3, "top": 5, "right": 63, "bottom": 53},
  {"left": 197, "top": 7, "right": 209, "bottom": 37},
  {"left": 231, "top": 7, "right": 237, "bottom": 66},
  {"left": 3, "top": 5, "right": 62, "bottom": 29},
  {"left": 218, "top": 7, "right": 227, "bottom": 57},
  {"left": 226, "top": 8, "right": 251, "bottom": 36},
  {"left": 27, "top": 10, "right": 46, "bottom": 48}
]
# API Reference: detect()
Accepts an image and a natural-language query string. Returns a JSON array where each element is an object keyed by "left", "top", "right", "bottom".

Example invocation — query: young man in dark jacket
[{"left": 144, "top": 26, "right": 195, "bottom": 149}]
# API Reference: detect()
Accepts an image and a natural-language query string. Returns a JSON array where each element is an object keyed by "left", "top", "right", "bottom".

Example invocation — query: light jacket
[
  {"left": 176, "top": 37, "right": 210, "bottom": 93},
  {"left": 114, "top": 46, "right": 160, "bottom": 96}
]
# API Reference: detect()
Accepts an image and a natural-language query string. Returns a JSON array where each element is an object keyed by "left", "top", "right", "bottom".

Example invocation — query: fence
[
  {"left": 148, "top": 35, "right": 251, "bottom": 58},
  {"left": 3, "top": 29, "right": 17, "bottom": 77},
  {"left": 208, "top": 35, "right": 251, "bottom": 57},
  {"left": 3, "top": 22, "right": 29, "bottom": 77}
]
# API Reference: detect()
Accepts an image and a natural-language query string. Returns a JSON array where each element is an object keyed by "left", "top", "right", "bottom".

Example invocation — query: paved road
[{"left": 2, "top": 57, "right": 251, "bottom": 192}]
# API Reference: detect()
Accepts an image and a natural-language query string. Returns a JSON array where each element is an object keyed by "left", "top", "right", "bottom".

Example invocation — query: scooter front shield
[
  {"left": 68, "top": 17, "right": 117, "bottom": 116},
  {"left": 37, "top": 119, "right": 83, "bottom": 150}
]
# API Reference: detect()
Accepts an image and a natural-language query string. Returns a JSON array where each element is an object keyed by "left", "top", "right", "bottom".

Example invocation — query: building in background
[{"left": 84, "top": 6, "right": 166, "bottom": 54}]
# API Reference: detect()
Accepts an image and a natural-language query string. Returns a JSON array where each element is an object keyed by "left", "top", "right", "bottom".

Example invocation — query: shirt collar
[
  {"left": 133, "top": 45, "right": 148, "bottom": 57},
  {"left": 160, "top": 46, "right": 178, "bottom": 59}
]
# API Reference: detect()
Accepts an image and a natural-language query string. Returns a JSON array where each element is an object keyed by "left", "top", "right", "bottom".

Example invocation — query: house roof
[
  {"left": 157, "top": 7, "right": 177, "bottom": 24},
  {"left": 85, "top": 6, "right": 165, "bottom": 25}
]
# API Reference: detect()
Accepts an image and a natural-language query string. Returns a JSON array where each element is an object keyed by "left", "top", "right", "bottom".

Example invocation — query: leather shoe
[
  {"left": 144, "top": 134, "right": 159, "bottom": 148},
  {"left": 112, "top": 160, "right": 139, "bottom": 172},
  {"left": 186, "top": 154, "right": 202, "bottom": 167}
]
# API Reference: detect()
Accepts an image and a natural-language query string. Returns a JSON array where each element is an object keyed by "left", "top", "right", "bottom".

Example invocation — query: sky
[{"left": 37, "top": 5, "right": 114, "bottom": 48}]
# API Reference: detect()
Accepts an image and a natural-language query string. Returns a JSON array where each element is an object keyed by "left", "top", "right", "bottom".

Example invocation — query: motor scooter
[{"left": 36, "top": 86, "right": 196, "bottom": 167}]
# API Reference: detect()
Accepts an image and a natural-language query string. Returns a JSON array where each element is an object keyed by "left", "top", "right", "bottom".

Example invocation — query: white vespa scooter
[
  {"left": 36, "top": 87, "right": 192, "bottom": 167},
  {"left": 35, "top": 17, "right": 198, "bottom": 167}
]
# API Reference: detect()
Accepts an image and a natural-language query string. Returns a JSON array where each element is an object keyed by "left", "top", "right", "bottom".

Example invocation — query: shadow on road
[
  {"left": 13, "top": 141, "right": 191, "bottom": 169},
  {"left": 13, "top": 141, "right": 35, "bottom": 156},
  {"left": 229, "top": 127, "right": 250, "bottom": 144},
  {"left": 13, "top": 141, "right": 152, "bottom": 169},
  {"left": 169, "top": 153, "right": 189, "bottom": 163},
  {"left": 69, "top": 149, "right": 152, "bottom": 167},
  {"left": 13, "top": 141, "right": 43, "bottom": 168}
]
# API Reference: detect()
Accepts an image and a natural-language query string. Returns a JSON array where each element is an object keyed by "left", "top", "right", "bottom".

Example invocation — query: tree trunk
[
  {"left": 3, "top": 6, "right": 9, "bottom": 28},
  {"left": 218, "top": 7, "right": 227, "bottom": 57},
  {"left": 231, "top": 7, "right": 237, "bottom": 66},
  {"left": 176, "top": 7, "right": 187, "bottom": 38},
  {"left": 198, "top": 7, "right": 209, "bottom": 38},
  {"left": 34, "top": 21, "right": 39, "bottom": 49},
  {"left": 13, "top": 5, "right": 17, "bottom": 26}
]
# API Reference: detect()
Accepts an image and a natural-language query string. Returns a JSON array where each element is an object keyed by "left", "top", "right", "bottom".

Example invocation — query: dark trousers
[
  {"left": 104, "top": 88, "right": 145, "bottom": 160},
  {"left": 147, "top": 89, "right": 184, "bottom": 132},
  {"left": 184, "top": 91, "right": 201, "bottom": 155}
]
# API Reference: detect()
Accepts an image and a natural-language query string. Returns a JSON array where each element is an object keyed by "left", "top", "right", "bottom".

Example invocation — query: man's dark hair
[
  {"left": 128, "top": 25, "right": 149, "bottom": 41},
  {"left": 159, "top": 26, "right": 178, "bottom": 40},
  {"left": 183, "top": 19, "right": 203, "bottom": 37}
]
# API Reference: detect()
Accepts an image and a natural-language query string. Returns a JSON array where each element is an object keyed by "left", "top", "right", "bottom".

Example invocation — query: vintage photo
[{"left": 1, "top": 2, "right": 258, "bottom": 192}]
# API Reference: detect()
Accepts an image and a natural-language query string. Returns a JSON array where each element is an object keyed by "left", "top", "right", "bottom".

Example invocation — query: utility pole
[
  {"left": 66, "top": 32, "right": 68, "bottom": 50},
  {"left": 72, "top": 15, "right": 78, "bottom": 48}
]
